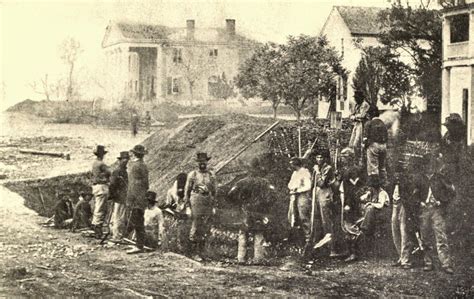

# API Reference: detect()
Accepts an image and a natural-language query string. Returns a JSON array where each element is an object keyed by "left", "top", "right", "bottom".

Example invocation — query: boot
[
  {"left": 191, "top": 241, "right": 203, "bottom": 262},
  {"left": 94, "top": 225, "right": 103, "bottom": 239}
]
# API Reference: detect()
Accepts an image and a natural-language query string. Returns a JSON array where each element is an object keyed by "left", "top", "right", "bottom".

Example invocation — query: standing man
[
  {"left": 287, "top": 157, "right": 313, "bottom": 259},
  {"left": 91, "top": 145, "right": 111, "bottom": 239},
  {"left": 109, "top": 151, "right": 129, "bottom": 242},
  {"left": 131, "top": 111, "right": 140, "bottom": 137},
  {"left": 312, "top": 148, "right": 341, "bottom": 258},
  {"left": 440, "top": 113, "right": 466, "bottom": 177},
  {"left": 144, "top": 111, "right": 152, "bottom": 134},
  {"left": 363, "top": 113, "right": 388, "bottom": 186},
  {"left": 126, "top": 145, "right": 149, "bottom": 254},
  {"left": 165, "top": 173, "right": 190, "bottom": 253},
  {"left": 337, "top": 148, "right": 365, "bottom": 262},
  {"left": 349, "top": 91, "right": 371, "bottom": 161},
  {"left": 228, "top": 157, "right": 276, "bottom": 265},
  {"left": 390, "top": 162, "right": 419, "bottom": 270},
  {"left": 414, "top": 154, "right": 455, "bottom": 274},
  {"left": 184, "top": 152, "right": 217, "bottom": 262}
]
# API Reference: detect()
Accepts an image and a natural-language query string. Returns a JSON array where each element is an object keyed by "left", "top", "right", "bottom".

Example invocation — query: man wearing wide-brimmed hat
[
  {"left": 126, "top": 145, "right": 149, "bottom": 254},
  {"left": 440, "top": 113, "right": 466, "bottom": 177},
  {"left": 184, "top": 152, "right": 216, "bottom": 261},
  {"left": 109, "top": 151, "right": 130, "bottom": 241},
  {"left": 91, "top": 145, "right": 111, "bottom": 238}
]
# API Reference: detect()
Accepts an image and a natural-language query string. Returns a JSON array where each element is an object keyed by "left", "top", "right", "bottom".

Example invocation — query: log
[
  {"left": 214, "top": 121, "right": 280, "bottom": 174},
  {"left": 19, "top": 149, "right": 70, "bottom": 160}
]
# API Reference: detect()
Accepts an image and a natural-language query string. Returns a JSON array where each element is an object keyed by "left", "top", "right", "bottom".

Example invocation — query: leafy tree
[
  {"left": 236, "top": 42, "right": 284, "bottom": 119},
  {"left": 378, "top": 3, "right": 442, "bottom": 110},
  {"left": 279, "top": 35, "right": 345, "bottom": 122},
  {"left": 352, "top": 46, "right": 413, "bottom": 108}
]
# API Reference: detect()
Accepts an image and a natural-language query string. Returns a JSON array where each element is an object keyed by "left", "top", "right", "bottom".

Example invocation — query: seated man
[
  {"left": 71, "top": 189, "right": 93, "bottom": 232},
  {"left": 144, "top": 191, "right": 164, "bottom": 248},
  {"left": 359, "top": 175, "right": 389, "bottom": 236},
  {"left": 54, "top": 189, "right": 74, "bottom": 229},
  {"left": 164, "top": 173, "right": 190, "bottom": 253}
]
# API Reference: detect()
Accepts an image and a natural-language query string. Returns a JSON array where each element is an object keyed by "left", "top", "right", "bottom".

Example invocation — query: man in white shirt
[
  {"left": 287, "top": 157, "right": 312, "bottom": 257},
  {"left": 144, "top": 191, "right": 164, "bottom": 248}
]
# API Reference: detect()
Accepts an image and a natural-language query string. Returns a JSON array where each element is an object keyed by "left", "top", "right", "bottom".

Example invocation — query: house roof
[
  {"left": 103, "top": 21, "right": 258, "bottom": 47},
  {"left": 335, "top": 6, "right": 386, "bottom": 36}
]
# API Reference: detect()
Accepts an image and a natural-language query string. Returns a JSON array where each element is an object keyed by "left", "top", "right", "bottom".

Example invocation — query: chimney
[
  {"left": 186, "top": 19, "right": 195, "bottom": 40},
  {"left": 225, "top": 19, "right": 236, "bottom": 37}
]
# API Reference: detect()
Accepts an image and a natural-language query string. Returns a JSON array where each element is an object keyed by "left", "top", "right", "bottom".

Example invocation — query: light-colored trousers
[
  {"left": 391, "top": 203, "right": 412, "bottom": 265},
  {"left": 92, "top": 184, "right": 109, "bottom": 226},
  {"left": 238, "top": 231, "right": 266, "bottom": 263},
  {"left": 367, "top": 142, "right": 387, "bottom": 184},
  {"left": 420, "top": 205, "right": 452, "bottom": 268},
  {"left": 111, "top": 202, "right": 127, "bottom": 239}
]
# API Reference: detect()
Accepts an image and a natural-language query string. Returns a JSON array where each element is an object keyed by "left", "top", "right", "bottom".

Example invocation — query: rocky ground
[{"left": 0, "top": 112, "right": 473, "bottom": 297}]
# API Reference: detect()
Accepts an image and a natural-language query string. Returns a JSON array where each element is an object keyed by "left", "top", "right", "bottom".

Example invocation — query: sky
[{"left": 0, "top": 0, "right": 393, "bottom": 111}]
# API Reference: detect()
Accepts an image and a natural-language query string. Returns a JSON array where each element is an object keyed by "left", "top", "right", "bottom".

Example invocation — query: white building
[
  {"left": 320, "top": 6, "right": 426, "bottom": 117},
  {"left": 441, "top": 0, "right": 474, "bottom": 145}
]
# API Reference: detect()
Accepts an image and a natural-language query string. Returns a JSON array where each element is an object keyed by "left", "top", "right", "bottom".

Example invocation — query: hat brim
[
  {"left": 94, "top": 151, "right": 108, "bottom": 155},
  {"left": 196, "top": 158, "right": 211, "bottom": 162}
]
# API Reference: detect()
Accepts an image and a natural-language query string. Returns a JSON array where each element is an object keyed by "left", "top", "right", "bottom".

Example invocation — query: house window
[
  {"left": 339, "top": 100, "right": 345, "bottom": 111},
  {"left": 167, "top": 77, "right": 181, "bottom": 94},
  {"left": 209, "top": 49, "right": 218, "bottom": 57},
  {"left": 134, "top": 80, "right": 138, "bottom": 92},
  {"left": 450, "top": 14, "right": 469, "bottom": 43},
  {"left": 172, "top": 48, "right": 182, "bottom": 63}
]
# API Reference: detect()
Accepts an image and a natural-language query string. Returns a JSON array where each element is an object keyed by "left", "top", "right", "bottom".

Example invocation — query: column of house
[
  {"left": 441, "top": 15, "right": 452, "bottom": 135},
  {"left": 469, "top": 9, "right": 474, "bottom": 144}
]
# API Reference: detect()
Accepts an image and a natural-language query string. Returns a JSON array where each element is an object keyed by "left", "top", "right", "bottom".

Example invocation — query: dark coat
[
  {"left": 364, "top": 118, "right": 388, "bottom": 144},
  {"left": 411, "top": 172, "right": 456, "bottom": 206},
  {"left": 54, "top": 200, "right": 73, "bottom": 227},
  {"left": 109, "top": 166, "right": 128, "bottom": 203},
  {"left": 72, "top": 199, "right": 92, "bottom": 230},
  {"left": 127, "top": 159, "right": 149, "bottom": 210}
]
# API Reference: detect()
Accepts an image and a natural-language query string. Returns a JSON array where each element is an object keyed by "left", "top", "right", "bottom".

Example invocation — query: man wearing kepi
[
  {"left": 109, "top": 151, "right": 129, "bottom": 242},
  {"left": 228, "top": 157, "right": 276, "bottom": 265},
  {"left": 126, "top": 145, "right": 149, "bottom": 254},
  {"left": 287, "top": 157, "right": 312, "bottom": 258},
  {"left": 91, "top": 145, "right": 111, "bottom": 239},
  {"left": 184, "top": 152, "right": 216, "bottom": 262}
]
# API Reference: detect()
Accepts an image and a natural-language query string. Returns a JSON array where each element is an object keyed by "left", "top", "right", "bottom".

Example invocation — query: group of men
[{"left": 51, "top": 102, "right": 464, "bottom": 273}]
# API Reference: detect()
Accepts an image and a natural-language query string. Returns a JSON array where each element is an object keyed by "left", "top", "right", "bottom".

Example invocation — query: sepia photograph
[{"left": 0, "top": 0, "right": 473, "bottom": 296}]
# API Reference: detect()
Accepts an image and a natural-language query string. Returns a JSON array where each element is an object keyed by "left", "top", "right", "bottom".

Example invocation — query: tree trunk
[
  {"left": 67, "top": 62, "right": 74, "bottom": 101},
  {"left": 272, "top": 104, "right": 278, "bottom": 119}
]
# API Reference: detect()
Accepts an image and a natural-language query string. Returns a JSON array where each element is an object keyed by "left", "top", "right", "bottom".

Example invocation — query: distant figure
[
  {"left": 144, "top": 111, "right": 152, "bottom": 134},
  {"left": 228, "top": 157, "right": 276, "bottom": 265},
  {"left": 126, "top": 145, "right": 149, "bottom": 254},
  {"left": 71, "top": 189, "right": 93, "bottom": 232},
  {"left": 54, "top": 189, "right": 74, "bottom": 229},
  {"left": 131, "top": 111, "right": 140, "bottom": 137},
  {"left": 109, "top": 151, "right": 130, "bottom": 241},
  {"left": 349, "top": 91, "right": 370, "bottom": 160},
  {"left": 91, "top": 145, "right": 111, "bottom": 239}
]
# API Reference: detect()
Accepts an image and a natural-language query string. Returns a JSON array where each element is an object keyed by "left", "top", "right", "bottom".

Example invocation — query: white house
[
  {"left": 441, "top": 0, "right": 474, "bottom": 145},
  {"left": 320, "top": 6, "right": 426, "bottom": 117},
  {"left": 101, "top": 19, "right": 257, "bottom": 107}
]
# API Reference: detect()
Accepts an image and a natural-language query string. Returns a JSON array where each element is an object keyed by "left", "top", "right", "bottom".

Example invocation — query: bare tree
[
  {"left": 59, "top": 37, "right": 82, "bottom": 101},
  {"left": 29, "top": 74, "right": 52, "bottom": 101}
]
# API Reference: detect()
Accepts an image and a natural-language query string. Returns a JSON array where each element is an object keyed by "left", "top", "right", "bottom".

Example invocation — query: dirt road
[
  {"left": 1, "top": 184, "right": 472, "bottom": 297},
  {"left": 1, "top": 113, "right": 472, "bottom": 297}
]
